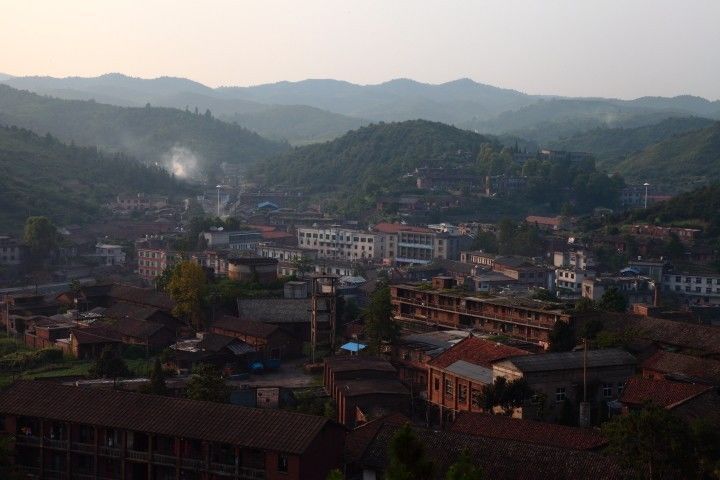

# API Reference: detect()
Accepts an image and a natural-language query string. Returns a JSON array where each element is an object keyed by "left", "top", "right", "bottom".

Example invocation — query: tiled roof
[
  {"left": 428, "top": 336, "right": 529, "bottom": 369},
  {"left": 450, "top": 412, "right": 607, "bottom": 451},
  {"left": 642, "top": 351, "right": 720, "bottom": 385},
  {"left": 108, "top": 284, "right": 175, "bottom": 311},
  {"left": 620, "top": 376, "right": 712, "bottom": 409},
  {"left": 237, "top": 298, "right": 310, "bottom": 324},
  {"left": 0, "top": 381, "right": 335, "bottom": 454},
  {"left": 526, "top": 215, "right": 562, "bottom": 226},
  {"left": 104, "top": 301, "right": 160, "bottom": 322},
  {"left": 324, "top": 356, "right": 397, "bottom": 373},
  {"left": 97, "top": 317, "right": 166, "bottom": 339},
  {"left": 211, "top": 316, "right": 279, "bottom": 339},
  {"left": 335, "top": 379, "right": 409, "bottom": 397},
  {"left": 345, "top": 413, "right": 409, "bottom": 463},
  {"left": 360, "top": 424, "right": 623, "bottom": 480},
  {"left": 71, "top": 326, "right": 123, "bottom": 344},
  {"left": 496, "top": 349, "right": 636, "bottom": 374}
]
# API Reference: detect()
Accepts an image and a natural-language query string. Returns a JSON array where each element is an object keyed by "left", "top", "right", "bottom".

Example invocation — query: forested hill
[
  {"left": 251, "top": 120, "right": 497, "bottom": 191},
  {"left": 627, "top": 183, "right": 720, "bottom": 229},
  {"left": 548, "top": 117, "right": 716, "bottom": 165},
  {"left": 612, "top": 121, "right": 720, "bottom": 186},
  {"left": 0, "top": 85, "right": 288, "bottom": 175},
  {"left": 0, "top": 126, "right": 191, "bottom": 231}
]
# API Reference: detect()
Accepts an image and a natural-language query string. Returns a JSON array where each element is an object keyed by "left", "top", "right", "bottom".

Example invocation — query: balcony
[
  {"left": 98, "top": 446, "right": 120, "bottom": 457},
  {"left": 239, "top": 466, "right": 266, "bottom": 480},
  {"left": 211, "top": 462, "right": 236, "bottom": 475},
  {"left": 71, "top": 442, "right": 95, "bottom": 453},
  {"left": 153, "top": 453, "right": 177, "bottom": 466},
  {"left": 127, "top": 449, "right": 150, "bottom": 461},
  {"left": 44, "top": 438, "right": 69, "bottom": 450},
  {"left": 15, "top": 435, "right": 42, "bottom": 446},
  {"left": 181, "top": 457, "right": 205, "bottom": 469}
]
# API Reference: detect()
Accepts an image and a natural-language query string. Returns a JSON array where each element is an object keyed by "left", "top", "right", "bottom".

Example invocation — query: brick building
[
  {"left": 210, "top": 316, "right": 302, "bottom": 363},
  {"left": 0, "top": 381, "right": 345, "bottom": 480}
]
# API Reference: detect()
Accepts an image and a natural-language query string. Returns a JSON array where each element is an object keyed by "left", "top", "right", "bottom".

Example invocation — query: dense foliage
[
  {"left": 0, "top": 85, "right": 288, "bottom": 174},
  {"left": 0, "top": 126, "right": 189, "bottom": 232}
]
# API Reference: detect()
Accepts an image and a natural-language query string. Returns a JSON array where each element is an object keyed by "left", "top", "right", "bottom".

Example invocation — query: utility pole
[
  {"left": 643, "top": 182, "right": 650, "bottom": 209},
  {"left": 579, "top": 337, "right": 590, "bottom": 427},
  {"left": 216, "top": 184, "right": 222, "bottom": 218}
]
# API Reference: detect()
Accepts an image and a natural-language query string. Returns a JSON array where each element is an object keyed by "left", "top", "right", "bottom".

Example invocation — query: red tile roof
[
  {"left": 345, "top": 413, "right": 410, "bottom": 463},
  {"left": 526, "top": 215, "right": 563, "bottom": 226},
  {"left": 0, "top": 381, "right": 337, "bottom": 454},
  {"left": 620, "top": 376, "right": 712, "bottom": 409},
  {"left": 372, "top": 222, "right": 434, "bottom": 234},
  {"left": 450, "top": 412, "right": 607, "bottom": 451},
  {"left": 211, "top": 316, "right": 280, "bottom": 339},
  {"left": 428, "top": 336, "right": 529, "bottom": 369},
  {"left": 642, "top": 351, "right": 720, "bottom": 384},
  {"left": 261, "top": 231, "right": 294, "bottom": 240}
]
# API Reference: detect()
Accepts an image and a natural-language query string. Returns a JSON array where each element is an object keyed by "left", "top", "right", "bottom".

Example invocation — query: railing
[
  {"left": 98, "top": 445, "right": 120, "bottom": 457},
  {"left": 44, "top": 438, "right": 68, "bottom": 449},
  {"left": 18, "top": 465, "right": 41, "bottom": 476},
  {"left": 127, "top": 449, "right": 150, "bottom": 461},
  {"left": 239, "top": 466, "right": 266, "bottom": 479},
  {"left": 153, "top": 453, "right": 177, "bottom": 466},
  {"left": 74, "top": 473, "right": 96, "bottom": 480},
  {"left": 71, "top": 442, "right": 95, "bottom": 453},
  {"left": 210, "top": 462, "right": 236, "bottom": 475},
  {"left": 15, "top": 434, "right": 42, "bottom": 446},
  {"left": 181, "top": 457, "right": 205, "bottom": 469}
]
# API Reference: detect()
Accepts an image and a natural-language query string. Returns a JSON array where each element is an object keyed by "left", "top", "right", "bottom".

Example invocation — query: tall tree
[
  {"left": 186, "top": 363, "right": 229, "bottom": 403},
  {"left": 446, "top": 448, "right": 484, "bottom": 480},
  {"left": 89, "top": 346, "right": 130, "bottom": 379},
  {"left": 167, "top": 261, "right": 207, "bottom": 330},
  {"left": 602, "top": 404, "right": 696, "bottom": 480},
  {"left": 23, "top": 216, "right": 58, "bottom": 263},
  {"left": 548, "top": 320, "right": 576, "bottom": 352},
  {"left": 385, "top": 424, "right": 434, "bottom": 480},
  {"left": 148, "top": 358, "right": 168, "bottom": 395},
  {"left": 363, "top": 284, "right": 399, "bottom": 352},
  {"left": 600, "top": 287, "right": 628, "bottom": 313}
]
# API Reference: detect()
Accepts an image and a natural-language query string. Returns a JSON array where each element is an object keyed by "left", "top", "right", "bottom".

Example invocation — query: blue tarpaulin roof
[{"left": 340, "top": 342, "right": 367, "bottom": 352}]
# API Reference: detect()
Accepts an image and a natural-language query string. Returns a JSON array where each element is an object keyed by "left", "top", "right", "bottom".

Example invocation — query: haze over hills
[
  {"left": 0, "top": 125, "right": 189, "bottom": 231},
  {"left": 5, "top": 73, "right": 720, "bottom": 146},
  {"left": 0, "top": 85, "right": 288, "bottom": 176},
  {"left": 612, "top": 121, "right": 720, "bottom": 187}
]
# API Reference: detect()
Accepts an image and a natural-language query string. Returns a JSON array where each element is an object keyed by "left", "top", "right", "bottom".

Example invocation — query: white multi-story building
[
  {"left": 297, "top": 226, "right": 383, "bottom": 260},
  {"left": 95, "top": 244, "right": 126, "bottom": 266},
  {"left": 0, "top": 236, "right": 22, "bottom": 266},
  {"left": 372, "top": 223, "right": 461, "bottom": 266},
  {"left": 556, "top": 268, "right": 596, "bottom": 295},
  {"left": 662, "top": 269, "right": 720, "bottom": 304},
  {"left": 200, "top": 230, "right": 262, "bottom": 251}
]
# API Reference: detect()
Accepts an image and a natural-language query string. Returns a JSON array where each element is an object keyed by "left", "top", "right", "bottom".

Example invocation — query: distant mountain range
[
  {"left": 4, "top": 73, "right": 719, "bottom": 145},
  {"left": 0, "top": 85, "right": 287, "bottom": 175}
]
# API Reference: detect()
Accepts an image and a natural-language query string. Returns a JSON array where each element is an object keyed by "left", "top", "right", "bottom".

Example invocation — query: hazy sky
[{"left": 3, "top": 0, "right": 719, "bottom": 99}]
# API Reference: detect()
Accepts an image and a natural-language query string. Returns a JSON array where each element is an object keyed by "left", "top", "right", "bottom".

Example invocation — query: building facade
[{"left": 297, "top": 227, "right": 382, "bottom": 261}]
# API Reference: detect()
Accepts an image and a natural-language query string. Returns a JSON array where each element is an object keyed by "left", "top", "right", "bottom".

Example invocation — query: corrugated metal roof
[
  {"left": 446, "top": 360, "right": 492, "bottom": 383},
  {"left": 497, "top": 349, "right": 636, "bottom": 373}
]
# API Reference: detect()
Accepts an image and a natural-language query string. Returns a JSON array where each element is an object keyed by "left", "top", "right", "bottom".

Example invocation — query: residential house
[
  {"left": 428, "top": 336, "right": 529, "bottom": 415},
  {"left": 641, "top": 350, "right": 720, "bottom": 385},
  {"left": 210, "top": 316, "right": 302, "bottom": 363},
  {"left": 236, "top": 298, "right": 313, "bottom": 341},
  {"left": 661, "top": 266, "right": 720, "bottom": 304},
  {"left": 94, "top": 244, "right": 126, "bottom": 267},
  {"left": 0, "top": 235, "right": 23, "bottom": 266},
  {"left": 170, "top": 332, "right": 256, "bottom": 372},
  {"left": 492, "top": 349, "right": 637, "bottom": 421},
  {"left": 525, "top": 215, "right": 571, "bottom": 231},
  {"left": 581, "top": 275, "right": 655, "bottom": 305},
  {"left": 0, "top": 381, "right": 345, "bottom": 480}
]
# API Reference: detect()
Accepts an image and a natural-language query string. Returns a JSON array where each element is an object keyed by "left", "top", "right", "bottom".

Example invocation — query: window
[
  {"left": 277, "top": 454, "right": 289, "bottom": 473},
  {"left": 458, "top": 384, "right": 468, "bottom": 403},
  {"left": 555, "top": 387, "right": 566, "bottom": 403},
  {"left": 444, "top": 379, "right": 454, "bottom": 396},
  {"left": 434, "top": 378, "right": 440, "bottom": 391},
  {"left": 617, "top": 382, "right": 625, "bottom": 395},
  {"left": 602, "top": 383, "right": 613, "bottom": 398}
]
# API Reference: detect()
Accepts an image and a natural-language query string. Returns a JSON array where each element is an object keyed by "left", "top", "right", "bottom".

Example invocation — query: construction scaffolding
[{"left": 310, "top": 275, "right": 338, "bottom": 363}]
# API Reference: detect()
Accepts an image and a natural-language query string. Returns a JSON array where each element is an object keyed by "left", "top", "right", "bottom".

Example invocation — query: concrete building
[
  {"left": 493, "top": 349, "right": 636, "bottom": 421},
  {"left": 373, "top": 222, "right": 462, "bottom": 265},
  {"left": 94, "top": 244, "right": 126, "bottom": 267},
  {"left": 581, "top": 276, "right": 655, "bottom": 305},
  {"left": 136, "top": 246, "right": 181, "bottom": 284},
  {"left": 556, "top": 268, "right": 596, "bottom": 295},
  {"left": 0, "top": 235, "right": 22, "bottom": 266},
  {"left": 201, "top": 230, "right": 263, "bottom": 252},
  {"left": 227, "top": 257, "right": 278, "bottom": 285},
  {"left": 662, "top": 268, "right": 720, "bottom": 304},
  {"left": 297, "top": 226, "right": 383, "bottom": 261}
]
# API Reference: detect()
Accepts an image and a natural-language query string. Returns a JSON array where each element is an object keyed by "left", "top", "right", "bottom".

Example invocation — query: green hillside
[
  {"left": 0, "top": 126, "right": 191, "bottom": 231},
  {"left": 549, "top": 117, "right": 715, "bottom": 165},
  {"left": 252, "top": 120, "right": 495, "bottom": 189},
  {"left": 613, "top": 122, "right": 720, "bottom": 185},
  {"left": 628, "top": 183, "right": 720, "bottom": 229},
  {"left": 0, "top": 85, "right": 288, "bottom": 176}
]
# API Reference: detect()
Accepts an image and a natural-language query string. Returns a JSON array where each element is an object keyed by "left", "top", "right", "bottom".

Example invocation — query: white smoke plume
[{"left": 162, "top": 146, "right": 201, "bottom": 179}]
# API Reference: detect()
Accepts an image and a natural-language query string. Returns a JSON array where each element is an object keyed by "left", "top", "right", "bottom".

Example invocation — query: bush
[{"left": 122, "top": 344, "right": 147, "bottom": 360}]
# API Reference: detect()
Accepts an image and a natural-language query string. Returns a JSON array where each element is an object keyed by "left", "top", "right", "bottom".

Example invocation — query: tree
[
  {"left": 167, "top": 261, "right": 207, "bottom": 330},
  {"left": 602, "top": 404, "right": 696, "bottom": 480},
  {"left": 89, "top": 346, "right": 131, "bottom": 379},
  {"left": 148, "top": 358, "right": 168, "bottom": 395},
  {"left": 600, "top": 287, "right": 628, "bottom": 313},
  {"left": 326, "top": 470, "right": 344, "bottom": 480},
  {"left": 578, "top": 318, "right": 604, "bottom": 340},
  {"left": 186, "top": 363, "right": 229, "bottom": 403},
  {"left": 385, "top": 424, "right": 434, "bottom": 480},
  {"left": 363, "top": 284, "right": 399, "bottom": 352},
  {"left": 548, "top": 321, "right": 576, "bottom": 352},
  {"left": 23, "top": 216, "right": 58, "bottom": 263},
  {"left": 477, "top": 377, "right": 532, "bottom": 414},
  {"left": 446, "top": 448, "right": 484, "bottom": 480},
  {"left": 573, "top": 297, "right": 598, "bottom": 314}
]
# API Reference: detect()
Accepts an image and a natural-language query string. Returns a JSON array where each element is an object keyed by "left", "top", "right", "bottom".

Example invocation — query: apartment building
[
  {"left": 296, "top": 226, "right": 383, "bottom": 260},
  {"left": 0, "top": 235, "right": 22, "bottom": 266},
  {"left": 136, "top": 246, "right": 181, "bottom": 283},
  {"left": 373, "top": 222, "right": 461, "bottom": 265},
  {"left": 201, "top": 230, "right": 263, "bottom": 252},
  {"left": 0, "top": 381, "right": 345, "bottom": 480},
  {"left": 556, "top": 268, "right": 596, "bottom": 295},
  {"left": 391, "top": 283, "right": 572, "bottom": 347},
  {"left": 95, "top": 244, "right": 126, "bottom": 267},
  {"left": 662, "top": 268, "right": 720, "bottom": 304}
]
